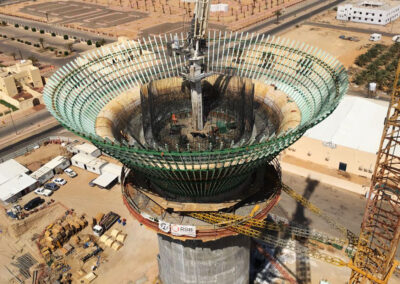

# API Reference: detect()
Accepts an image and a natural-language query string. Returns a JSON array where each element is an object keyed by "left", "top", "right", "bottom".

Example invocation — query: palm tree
[
  {"left": 274, "top": 9, "right": 282, "bottom": 23},
  {"left": 66, "top": 43, "right": 73, "bottom": 53},
  {"left": 39, "top": 37, "right": 44, "bottom": 49},
  {"left": 27, "top": 56, "right": 38, "bottom": 65}
]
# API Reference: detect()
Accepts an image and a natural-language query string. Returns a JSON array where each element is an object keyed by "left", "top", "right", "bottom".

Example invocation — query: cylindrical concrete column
[{"left": 158, "top": 234, "right": 250, "bottom": 284}]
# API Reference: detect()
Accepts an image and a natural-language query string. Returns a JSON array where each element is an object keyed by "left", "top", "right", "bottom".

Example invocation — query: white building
[
  {"left": 67, "top": 142, "right": 101, "bottom": 157},
  {"left": 30, "top": 156, "right": 70, "bottom": 184},
  {"left": 71, "top": 153, "right": 108, "bottom": 174},
  {"left": 0, "top": 159, "right": 37, "bottom": 203},
  {"left": 337, "top": 1, "right": 400, "bottom": 25},
  {"left": 283, "top": 96, "right": 388, "bottom": 188}
]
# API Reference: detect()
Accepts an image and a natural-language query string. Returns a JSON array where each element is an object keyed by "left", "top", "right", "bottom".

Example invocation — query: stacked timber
[{"left": 39, "top": 214, "right": 88, "bottom": 256}]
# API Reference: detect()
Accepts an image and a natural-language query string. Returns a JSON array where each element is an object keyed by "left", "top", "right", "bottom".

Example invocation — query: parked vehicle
[
  {"left": 34, "top": 187, "right": 53, "bottom": 196},
  {"left": 92, "top": 211, "right": 120, "bottom": 236},
  {"left": 64, "top": 168, "right": 77, "bottom": 178},
  {"left": 369, "top": 33, "right": 381, "bottom": 41},
  {"left": 23, "top": 197, "right": 45, "bottom": 211},
  {"left": 44, "top": 182, "right": 60, "bottom": 191},
  {"left": 53, "top": 178, "right": 67, "bottom": 185}
]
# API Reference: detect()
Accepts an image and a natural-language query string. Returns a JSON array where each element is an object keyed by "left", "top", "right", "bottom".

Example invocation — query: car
[
  {"left": 64, "top": 168, "right": 77, "bottom": 178},
  {"left": 89, "top": 179, "right": 96, "bottom": 187},
  {"left": 23, "top": 197, "right": 45, "bottom": 211},
  {"left": 44, "top": 182, "right": 60, "bottom": 191},
  {"left": 34, "top": 187, "right": 53, "bottom": 196},
  {"left": 53, "top": 178, "right": 67, "bottom": 185}
]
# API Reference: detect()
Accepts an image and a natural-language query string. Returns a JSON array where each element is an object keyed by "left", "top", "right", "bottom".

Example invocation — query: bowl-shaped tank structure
[{"left": 44, "top": 32, "right": 348, "bottom": 198}]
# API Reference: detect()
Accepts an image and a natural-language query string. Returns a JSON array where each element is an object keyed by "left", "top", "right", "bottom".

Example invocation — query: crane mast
[
  {"left": 350, "top": 61, "right": 400, "bottom": 283},
  {"left": 183, "top": 0, "right": 211, "bottom": 130}
]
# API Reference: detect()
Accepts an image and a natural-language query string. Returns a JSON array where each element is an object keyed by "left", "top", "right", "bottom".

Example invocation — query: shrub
[
  {"left": 40, "top": 29, "right": 44, "bottom": 34},
  {"left": 0, "top": 99, "right": 18, "bottom": 111},
  {"left": 11, "top": 37, "right": 15, "bottom": 40},
  {"left": 63, "top": 35, "right": 68, "bottom": 40},
  {"left": 2, "top": 35, "right": 6, "bottom": 38},
  {"left": 58, "top": 51, "right": 62, "bottom": 54},
  {"left": 64, "top": 51, "right": 69, "bottom": 56},
  {"left": 51, "top": 32, "right": 56, "bottom": 37},
  {"left": 49, "top": 47, "right": 54, "bottom": 51},
  {"left": 24, "top": 26, "right": 29, "bottom": 30},
  {"left": 95, "top": 41, "right": 101, "bottom": 47},
  {"left": 87, "top": 40, "right": 92, "bottom": 45},
  {"left": 14, "top": 24, "right": 19, "bottom": 28},
  {"left": 1, "top": 21, "right": 6, "bottom": 26},
  {"left": 31, "top": 27, "right": 36, "bottom": 32}
]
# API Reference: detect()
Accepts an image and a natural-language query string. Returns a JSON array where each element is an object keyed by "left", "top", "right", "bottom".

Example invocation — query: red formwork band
[{"left": 122, "top": 190, "right": 281, "bottom": 241}]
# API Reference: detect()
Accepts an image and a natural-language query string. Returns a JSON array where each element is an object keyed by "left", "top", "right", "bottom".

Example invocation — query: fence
[{"left": 0, "top": 136, "right": 78, "bottom": 162}]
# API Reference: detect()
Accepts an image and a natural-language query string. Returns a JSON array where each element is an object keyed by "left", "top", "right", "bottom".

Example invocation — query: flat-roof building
[
  {"left": 0, "top": 159, "right": 37, "bottom": 203},
  {"left": 67, "top": 142, "right": 101, "bottom": 157},
  {"left": 337, "top": 1, "right": 400, "bottom": 25},
  {"left": 283, "top": 96, "right": 388, "bottom": 194}
]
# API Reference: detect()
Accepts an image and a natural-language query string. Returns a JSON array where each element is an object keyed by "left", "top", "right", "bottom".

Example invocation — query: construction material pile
[{"left": 38, "top": 211, "right": 88, "bottom": 260}]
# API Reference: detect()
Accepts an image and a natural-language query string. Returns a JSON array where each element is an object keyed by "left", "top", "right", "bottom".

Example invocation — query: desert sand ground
[
  {"left": 1, "top": 143, "right": 158, "bottom": 284},
  {"left": 313, "top": 9, "right": 400, "bottom": 35},
  {"left": 281, "top": 23, "right": 394, "bottom": 68}
]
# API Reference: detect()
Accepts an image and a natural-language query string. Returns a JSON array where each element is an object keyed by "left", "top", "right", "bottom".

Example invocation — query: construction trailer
[
  {"left": 67, "top": 143, "right": 101, "bottom": 157},
  {"left": 71, "top": 153, "right": 108, "bottom": 174},
  {"left": 30, "top": 156, "right": 70, "bottom": 184}
]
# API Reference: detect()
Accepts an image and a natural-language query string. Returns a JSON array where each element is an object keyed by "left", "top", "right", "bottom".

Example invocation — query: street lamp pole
[{"left": 9, "top": 108, "right": 17, "bottom": 135}]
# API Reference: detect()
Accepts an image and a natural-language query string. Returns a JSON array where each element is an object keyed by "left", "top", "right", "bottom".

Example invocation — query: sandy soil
[
  {"left": 282, "top": 154, "right": 370, "bottom": 186},
  {"left": 2, "top": 144, "right": 159, "bottom": 284},
  {"left": 0, "top": 202, "right": 68, "bottom": 283},
  {"left": 2, "top": 0, "right": 305, "bottom": 38},
  {"left": 15, "top": 143, "right": 66, "bottom": 171},
  {"left": 313, "top": 9, "right": 400, "bottom": 35},
  {"left": 281, "top": 24, "right": 394, "bottom": 68}
]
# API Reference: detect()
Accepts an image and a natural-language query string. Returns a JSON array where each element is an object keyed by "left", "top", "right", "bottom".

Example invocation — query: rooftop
[
  {"left": 305, "top": 96, "right": 388, "bottom": 154},
  {"left": 349, "top": 0, "right": 400, "bottom": 9},
  {"left": 44, "top": 155, "right": 68, "bottom": 169},
  {"left": 0, "top": 173, "right": 37, "bottom": 201},
  {"left": 0, "top": 159, "right": 29, "bottom": 184},
  {"left": 74, "top": 143, "right": 100, "bottom": 156}
]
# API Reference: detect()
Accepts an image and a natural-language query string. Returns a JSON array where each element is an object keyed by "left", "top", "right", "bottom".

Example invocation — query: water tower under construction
[{"left": 43, "top": 0, "right": 348, "bottom": 283}]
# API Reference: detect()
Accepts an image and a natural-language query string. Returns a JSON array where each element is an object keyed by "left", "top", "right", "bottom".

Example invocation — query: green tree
[
  {"left": 39, "top": 37, "right": 45, "bottom": 49},
  {"left": 66, "top": 43, "right": 73, "bottom": 53},
  {"left": 274, "top": 9, "right": 282, "bottom": 23},
  {"left": 27, "top": 55, "right": 38, "bottom": 65}
]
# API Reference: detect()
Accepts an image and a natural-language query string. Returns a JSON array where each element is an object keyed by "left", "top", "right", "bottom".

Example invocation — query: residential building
[{"left": 337, "top": 1, "right": 400, "bottom": 25}]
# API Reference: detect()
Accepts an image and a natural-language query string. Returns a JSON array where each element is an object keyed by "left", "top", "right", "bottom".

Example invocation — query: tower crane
[
  {"left": 349, "top": 60, "right": 400, "bottom": 283},
  {"left": 173, "top": 0, "right": 212, "bottom": 130}
]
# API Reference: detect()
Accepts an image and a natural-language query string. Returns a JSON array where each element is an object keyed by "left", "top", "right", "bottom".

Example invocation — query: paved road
[
  {"left": 0, "top": 109, "right": 53, "bottom": 137},
  {"left": 259, "top": 0, "right": 346, "bottom": 36},
  {"left": 0, "top": 14, "right": 115, "bottom": 42},
  {"left": 0, "top": 124, "right": 63, "bottom": 158},
  {"left": 0, "top": 37, "right": 77, "bottom": 66},
  {"left": 304, "top": 21, "right": 399, "bottom": 37},
  {"left": 244, "top": 0, "right": 343, "bottom": 34}
]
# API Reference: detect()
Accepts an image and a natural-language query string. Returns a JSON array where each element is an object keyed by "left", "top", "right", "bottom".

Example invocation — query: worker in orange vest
[{"left": 171, "top": 113, "right": 177, "bottom": 124}]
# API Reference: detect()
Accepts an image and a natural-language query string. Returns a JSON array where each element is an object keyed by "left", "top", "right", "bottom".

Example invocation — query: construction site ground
[
  {"left": 0, "top": 142, "right": 398, "bottom": 283},
  {"left": 1, "top": 0, "right": 308, "bottom": 38},
  {"left": 280, "top": 22, "right": 395, "bottom": 69}
]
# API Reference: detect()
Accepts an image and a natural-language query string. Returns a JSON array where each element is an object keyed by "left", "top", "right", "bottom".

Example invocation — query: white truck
[{"left": 93, "top": 211, "right": 120, "bottom": 237}]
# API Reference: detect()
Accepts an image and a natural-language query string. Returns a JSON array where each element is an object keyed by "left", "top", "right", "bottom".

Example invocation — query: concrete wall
[
  {"left": 158, "top": 234, "right": 250, "bottom": 284},
  {"left": 285, "top": 136, "right": 376, "bottom": 178}
]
